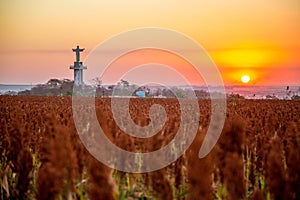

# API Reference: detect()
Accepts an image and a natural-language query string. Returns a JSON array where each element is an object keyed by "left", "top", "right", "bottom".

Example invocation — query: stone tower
[{"left": 70, "top": 45, "right": 87, "bottom": 86}]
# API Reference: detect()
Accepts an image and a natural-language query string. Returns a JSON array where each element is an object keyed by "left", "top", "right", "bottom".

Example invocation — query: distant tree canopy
[
  {"left": 291, "top": 95, "right": 300, "bottom": 100},
  {"left": 17, "top": 78, "right": 215, "bottom": 98},
  {"left": 227, "top": 93, "right": 245, "bottom": 99},
  {"left": 118, "top": 79, "right": 130, "bottom": 87},
  {"left": 92, "top": 77, "right": 102, "bottom": 88},
  {"left": 18, "top": 79, "right": 74, "bottom": 96}
]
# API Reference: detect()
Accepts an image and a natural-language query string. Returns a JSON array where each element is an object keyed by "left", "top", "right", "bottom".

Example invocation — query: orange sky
[{"left": 0, "top": 0, "right": 299, "bottom": 85}]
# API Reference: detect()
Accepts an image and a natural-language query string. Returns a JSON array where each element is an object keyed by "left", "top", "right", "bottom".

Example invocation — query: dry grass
[{"left": 0, "top": 96, "right": 299, "bottom": 199}]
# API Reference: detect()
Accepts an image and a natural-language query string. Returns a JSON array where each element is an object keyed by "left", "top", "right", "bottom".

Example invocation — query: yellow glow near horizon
[
  {"left": 241, "top": 75, "right": 251, "bottom": 83},
  {"left": 213, "top": 49, "right": 276, "bottom": 68}
]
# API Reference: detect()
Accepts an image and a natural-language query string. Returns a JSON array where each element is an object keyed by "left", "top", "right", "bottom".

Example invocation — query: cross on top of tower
[{"left": 72, "top": 45, "right": 85, "bottom": 62}]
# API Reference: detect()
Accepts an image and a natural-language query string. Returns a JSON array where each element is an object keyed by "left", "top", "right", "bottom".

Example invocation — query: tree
[
  {"left": 292, "top": 95, "right": 300, "bottom": 100},
  {"left": 92, "top": 77, "right": 102, "bottom": 88},
  {"left": 46, "top": 79, "right": 62, "bottom": 87},
  {"left": 118, "top": 79, "right": 129, "bottom": 87}
]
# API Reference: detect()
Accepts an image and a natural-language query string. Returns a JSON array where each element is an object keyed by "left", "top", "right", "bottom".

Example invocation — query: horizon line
[{"left": 1, "top": 83, "right": 299, "bottom": 87}]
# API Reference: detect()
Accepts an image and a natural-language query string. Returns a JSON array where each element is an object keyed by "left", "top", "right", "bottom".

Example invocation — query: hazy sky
[{"left": 0, "top": 0, "right": 299, "bottom": 85}]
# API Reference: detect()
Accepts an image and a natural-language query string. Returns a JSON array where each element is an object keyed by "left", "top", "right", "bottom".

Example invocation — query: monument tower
[{"left": 70, "top": 45, "right": 87, "bottom": 86}]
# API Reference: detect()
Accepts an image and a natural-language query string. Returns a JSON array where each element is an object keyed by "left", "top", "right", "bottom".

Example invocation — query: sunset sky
[{"left": 0, "top": 0, "right": 299, "bottom": 85}]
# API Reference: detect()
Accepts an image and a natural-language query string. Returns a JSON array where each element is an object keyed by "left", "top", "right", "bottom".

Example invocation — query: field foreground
[{"left": 0, "top": 96, "right": 300, "bottom": 200}]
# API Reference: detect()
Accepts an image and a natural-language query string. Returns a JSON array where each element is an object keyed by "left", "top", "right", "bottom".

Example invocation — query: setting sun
[{"left": 241, "top": 75, "right": 251, "bottom": 83}]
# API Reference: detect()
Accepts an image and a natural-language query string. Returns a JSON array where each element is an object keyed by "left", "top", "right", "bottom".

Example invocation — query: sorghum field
[{"left": 0, "top": 96, "right": 299, "bottom": 200}]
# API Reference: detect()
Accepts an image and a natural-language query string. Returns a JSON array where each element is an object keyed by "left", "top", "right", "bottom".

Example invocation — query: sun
[{"left": 241, "top": 75, "right": 250, "bottom": 83}]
